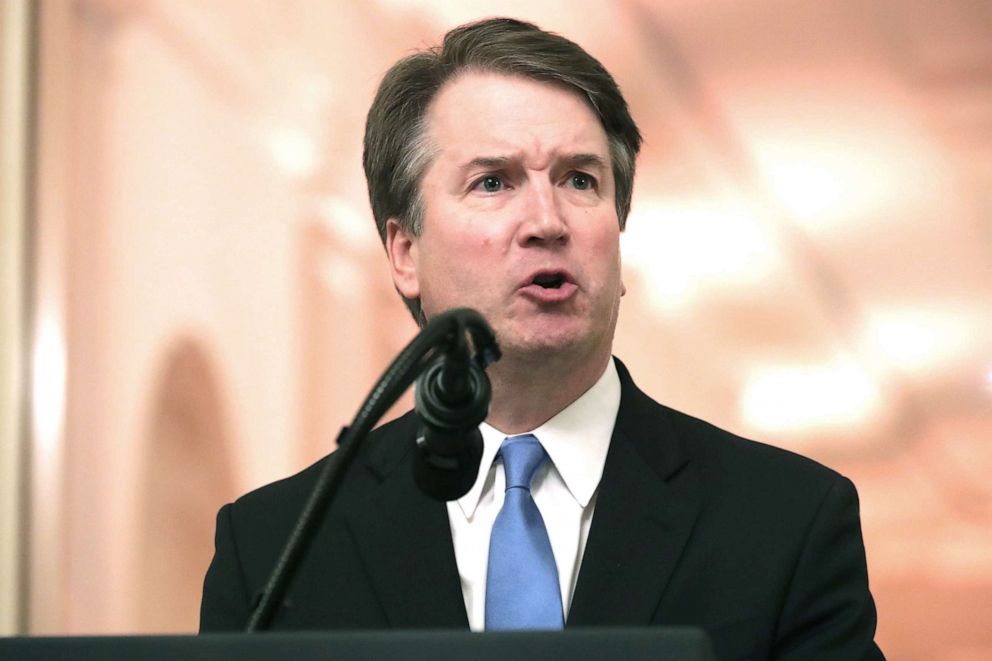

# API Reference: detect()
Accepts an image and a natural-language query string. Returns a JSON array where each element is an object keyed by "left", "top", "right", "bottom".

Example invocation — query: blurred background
[{"left": 1, "top": 0, "right": 990, "bottom": 657}]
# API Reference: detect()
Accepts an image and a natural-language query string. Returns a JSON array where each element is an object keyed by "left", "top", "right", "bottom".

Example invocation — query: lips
[{"left": 517, "top": 268, "right": 578, "bottom": 303}]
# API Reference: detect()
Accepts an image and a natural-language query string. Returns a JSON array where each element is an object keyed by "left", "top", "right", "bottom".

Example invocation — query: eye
[
  {"left": 475, "top": 175, "right": 504, "bottom": 193},
  {"left": 569, "top": 172, "right": 595, "bottom": 191}
]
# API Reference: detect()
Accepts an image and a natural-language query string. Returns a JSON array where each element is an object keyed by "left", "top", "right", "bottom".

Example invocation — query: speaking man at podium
[{"left": 200, "top": 18, "right": 884, "bottom": 660}]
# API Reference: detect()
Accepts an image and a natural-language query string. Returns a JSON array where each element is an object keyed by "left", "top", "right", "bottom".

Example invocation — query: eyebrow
[
  {"left": 459, "top": 153, "right": 609, "bottom": 174},
  {"left": 564, "top": 153, "right": 609, "bottom": 175},
  {"left": 462, "top": 156, "right": 512, "bottom": 171}
]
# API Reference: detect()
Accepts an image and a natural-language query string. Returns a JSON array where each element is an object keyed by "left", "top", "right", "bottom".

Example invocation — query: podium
[{"left": 1, "top": 628, "right": 716, "bottom": 660}]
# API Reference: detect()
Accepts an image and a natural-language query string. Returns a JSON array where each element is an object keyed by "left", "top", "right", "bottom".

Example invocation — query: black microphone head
[{"left": 412, "top": 427, "right": 484, "bottom": 501}]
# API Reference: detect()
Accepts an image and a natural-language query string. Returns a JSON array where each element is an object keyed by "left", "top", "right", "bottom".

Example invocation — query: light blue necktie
[{"left": 485, "top": 434, "right": 564, "bottom": 630}]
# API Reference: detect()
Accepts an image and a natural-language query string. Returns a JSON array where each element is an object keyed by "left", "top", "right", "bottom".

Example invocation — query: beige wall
[{"left": 9, "top": 0, "right": 992, "bottom": 658}]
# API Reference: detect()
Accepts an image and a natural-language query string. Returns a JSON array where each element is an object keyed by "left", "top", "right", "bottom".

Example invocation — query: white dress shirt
[{"left": 446, "top": 360, "right": 621, "bottom": 631}]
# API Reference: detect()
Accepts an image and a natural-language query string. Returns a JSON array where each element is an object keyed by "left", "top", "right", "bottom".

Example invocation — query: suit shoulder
[
  {"left": 664, "top": 407, "right": 841, "bottom": 482},
  {"left": 232, "top": 452, "right": 328, "bottom": 515},
  {"left": 615, "top": 358, "right": 842, "bottom": 492},
  {"left": 646, "top": 402, "right": 850, "bottom": 514},
  {"left": 229, "top": 411, "right": 417, "bottom": 519},
  {"left": 674, "top": 406, "right": 838, "bottom": 478}
]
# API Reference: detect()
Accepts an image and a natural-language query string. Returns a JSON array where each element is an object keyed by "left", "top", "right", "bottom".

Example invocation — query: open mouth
[{"left": 532, "top": 272, "right": 566, "bottom": 289}]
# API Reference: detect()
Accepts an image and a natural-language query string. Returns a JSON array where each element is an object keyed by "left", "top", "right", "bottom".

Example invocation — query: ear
[{"left": 385, "top": 219, "right": 421, "bottom": 300}]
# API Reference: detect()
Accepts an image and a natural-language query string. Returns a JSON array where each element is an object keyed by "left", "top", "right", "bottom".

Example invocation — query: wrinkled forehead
[{"left": 423, "top": 71, "right": 611, "bottom": 168}]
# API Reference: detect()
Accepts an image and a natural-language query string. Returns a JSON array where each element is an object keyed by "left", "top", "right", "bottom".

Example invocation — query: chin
[{"left": 498, "top": 321, "right": 602, "bottom": 364}]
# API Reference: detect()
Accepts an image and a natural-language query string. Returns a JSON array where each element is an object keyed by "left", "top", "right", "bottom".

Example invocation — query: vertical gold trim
[{"left": 0, "top": 0, "right": 35, "bottom": 637}]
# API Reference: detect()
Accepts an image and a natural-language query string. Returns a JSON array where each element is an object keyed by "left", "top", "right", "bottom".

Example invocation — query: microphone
[{"left": 413, "top": 318, "right": 493, "bottom": 501}]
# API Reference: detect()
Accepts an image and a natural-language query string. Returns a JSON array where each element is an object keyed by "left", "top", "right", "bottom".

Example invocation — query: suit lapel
[
  {"left": 344, "top": 416, "right": 469, "bottom": 629},
  {"left": 567, "top": 360, "right": 702, "bottom": 626}
]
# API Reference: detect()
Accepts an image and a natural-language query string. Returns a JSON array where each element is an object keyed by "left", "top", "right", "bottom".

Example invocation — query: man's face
[{"left": 387, "top": 72, "right": 624, "bottom": 365}]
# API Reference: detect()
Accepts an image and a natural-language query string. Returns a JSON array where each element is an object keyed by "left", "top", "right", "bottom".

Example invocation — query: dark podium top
[{"left": 1, "top": 628, "right": 715, "bottom": 660}]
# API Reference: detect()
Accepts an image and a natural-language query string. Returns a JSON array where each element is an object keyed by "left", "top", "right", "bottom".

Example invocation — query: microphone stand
[{"left": 245, "top": 308, "right": 499, "bottom": 632}]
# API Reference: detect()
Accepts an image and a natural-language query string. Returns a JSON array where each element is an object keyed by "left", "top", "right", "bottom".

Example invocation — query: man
[{"left": 201, "top": 18, "right": 884, "bottom": 659}]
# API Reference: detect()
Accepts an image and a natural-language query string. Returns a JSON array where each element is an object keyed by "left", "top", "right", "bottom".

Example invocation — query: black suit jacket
[{"left": 200, "top": 359, "right": 883, "bottom": 660}]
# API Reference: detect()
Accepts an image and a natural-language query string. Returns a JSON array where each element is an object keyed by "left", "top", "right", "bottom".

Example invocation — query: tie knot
[{"left": 498, "top": 435, "right": 548, "bottom": 491}]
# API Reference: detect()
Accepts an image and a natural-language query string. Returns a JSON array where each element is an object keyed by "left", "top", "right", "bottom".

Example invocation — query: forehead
[{"left": 424, "top": 71, "right": 610, "bottom": 166}]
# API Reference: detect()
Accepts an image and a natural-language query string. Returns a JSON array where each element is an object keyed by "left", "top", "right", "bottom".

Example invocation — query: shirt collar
[{"left": 455, "top": 359, "right": 621, "bottom": 517}]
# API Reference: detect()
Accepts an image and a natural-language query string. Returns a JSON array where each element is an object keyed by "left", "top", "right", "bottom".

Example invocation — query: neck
[{"left": 485, "top": 350, "right": 611, "bottom": 434}]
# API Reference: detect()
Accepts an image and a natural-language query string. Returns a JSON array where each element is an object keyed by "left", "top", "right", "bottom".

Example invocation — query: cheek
[
  {"left": 417, "top": 230, "right": 500, "bottom": 296},
  {"left": 587, "top": 226, "right": 623, "bottom": 290},
  {"left": 588, "top": 222, "right": 622, "bottom": 260},
  {"left": 450, "top": 224, "right": 506, "bottom": 269}
]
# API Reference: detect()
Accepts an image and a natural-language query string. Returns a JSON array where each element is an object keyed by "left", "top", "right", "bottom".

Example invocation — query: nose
[{"left": 517, "top": 180, "right": 569, "bottom": 247}]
